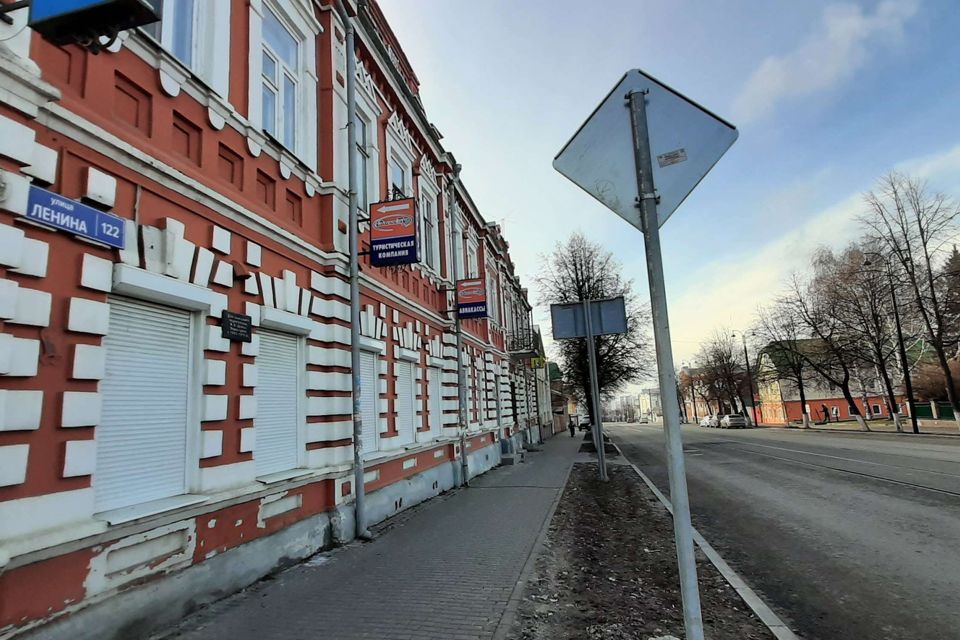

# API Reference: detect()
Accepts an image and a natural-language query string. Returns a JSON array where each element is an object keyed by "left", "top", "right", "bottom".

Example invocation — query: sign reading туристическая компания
[
  {"left": 25, "top": 185, "right": 126, "bottom": 249},
  {"left": 370, "top": 198, "right": 418, "bottom": 267}
]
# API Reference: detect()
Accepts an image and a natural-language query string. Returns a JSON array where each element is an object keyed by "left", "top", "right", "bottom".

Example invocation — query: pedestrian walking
[
  {"left": 568, "top": 420, "right": 576, "bottom": 438},
  {"left": 821, "top": 403, "right": 829, "bottom": 424}
]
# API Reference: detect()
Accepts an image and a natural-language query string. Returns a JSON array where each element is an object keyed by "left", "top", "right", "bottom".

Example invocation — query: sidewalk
[{"left": 162, "top": 435, "right": 581, "bottom": 640}]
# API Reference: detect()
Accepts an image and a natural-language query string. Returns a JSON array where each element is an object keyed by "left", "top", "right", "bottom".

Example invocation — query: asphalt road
[{"left": 606, "top": 422, "right": 960, "bottom": 640}]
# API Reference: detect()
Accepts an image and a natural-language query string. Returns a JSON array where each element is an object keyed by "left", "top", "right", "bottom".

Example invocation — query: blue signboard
[
  {"left": 25, "top": 186, "right": 126, "bottom": 249},
  {"left": 30, "top": 0, "right": 161, "bottom": 45}
]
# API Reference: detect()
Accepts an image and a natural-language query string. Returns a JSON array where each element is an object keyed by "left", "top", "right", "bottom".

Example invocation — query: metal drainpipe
[
  {"left": 337, "top": 0, "right": 372, "bottom": 541},
  {"left": 448, "top": 167, "right": 470, "bottom": 486}
]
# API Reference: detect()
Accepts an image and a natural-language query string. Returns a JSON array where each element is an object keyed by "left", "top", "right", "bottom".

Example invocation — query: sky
[{"left": 378, "top": 0, "right": 960, "bottom": 384}]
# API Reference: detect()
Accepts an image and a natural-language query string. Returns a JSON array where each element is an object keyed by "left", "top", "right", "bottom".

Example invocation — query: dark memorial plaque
[{"left": 220, "top": 311, "right": 252, "bottom": 342}]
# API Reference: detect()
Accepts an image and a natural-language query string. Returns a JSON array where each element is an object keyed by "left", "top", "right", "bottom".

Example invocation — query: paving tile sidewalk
[{"left": 163, "top": 435, "right": 582, "bottom": 640}]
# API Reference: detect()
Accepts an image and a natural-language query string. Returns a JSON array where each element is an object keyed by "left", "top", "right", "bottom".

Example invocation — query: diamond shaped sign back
[{"left": 553, "top": 69, "right": 738, "bottom": 228}]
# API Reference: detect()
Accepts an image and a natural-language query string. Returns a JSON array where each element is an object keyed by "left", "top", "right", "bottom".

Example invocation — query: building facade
[
  {"left": 755, "top": 349, "right": 906, "bottom": 425},
  {"left": 0, "top": 2, "right": 547, "bottom": 638}
]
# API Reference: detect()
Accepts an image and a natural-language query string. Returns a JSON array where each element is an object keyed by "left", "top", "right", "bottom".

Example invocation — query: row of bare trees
[
  {"left": 536, "top": 233, "right": 652, "bottom": 423},
  {"left": 691, "top": 173, "right": 960, "bottom": 430}
]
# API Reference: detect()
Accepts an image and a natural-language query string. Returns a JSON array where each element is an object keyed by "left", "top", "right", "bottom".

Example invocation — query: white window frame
[
  {"left": 419, "top": 186, "right": 440, "bottom": 273},
  {"left": 486, "top": 267, "right": 499, "bottom": 325},
  {"left": 248, "top": 0, "right": 320, "bottom": 171},
  {"left": 355, "top": 112, "right": 371, "bottom": 213},
  {"left": 143, "top": 0, "right": 232, "bottom": 98},
  {"left": 452, "top": 214, "right": 465, "bottom": 281},
  {"left": 92, "top": 266, "right": 228, "bottom": 523},
  {"left": 388, "top": 154, "right": 409, "bottom": 198},
  {"left": 466, "top": 238, "right": 479, "bottom": 279}
]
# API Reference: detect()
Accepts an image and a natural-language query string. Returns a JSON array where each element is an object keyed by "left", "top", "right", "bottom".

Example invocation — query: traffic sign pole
[
  {"left": 627, "top": 89, "right": 705, "bottom": 640},
  {"left": 583, "top": 299, "right": 609, "bottom": 481}
]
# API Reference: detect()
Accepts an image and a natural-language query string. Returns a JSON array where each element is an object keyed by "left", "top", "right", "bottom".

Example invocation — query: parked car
[
  {"left": 699, "top": 415, "right": 719, "bottom": 428},
  {"left": 638, "top": 416, "right": 649, "bottom": 424},
  {"left": 720, "top": 414, "right": 747, "bottom": 428}
]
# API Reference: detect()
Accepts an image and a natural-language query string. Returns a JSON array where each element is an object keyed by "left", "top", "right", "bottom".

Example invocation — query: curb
[
  {"left": 491, "top": 441, "right": 578, "bottom": 640},
  {"left": 610, "top": 440, "right": 802, "bottom": 640}
]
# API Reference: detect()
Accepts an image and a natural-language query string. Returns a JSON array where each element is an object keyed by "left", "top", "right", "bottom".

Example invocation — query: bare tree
[
  {"left": 694, "top": 329, "right": 750, "bottom": 419},
  {"left": 784, "top": 269, "right": 871, "bottom": 430},
  {"left": 754, "top": 301, "right": 813, "bottom": 428},
  {"left": 861, "top": 173, "right": 960, "bottom": 426},
  {"left": 536, "top": 232, "right": 651, "bottom": 423},
  {"left": 819, "top": 243, "right": 907, "bottom": 431}
]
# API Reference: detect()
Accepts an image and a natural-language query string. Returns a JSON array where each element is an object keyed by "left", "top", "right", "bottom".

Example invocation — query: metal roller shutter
[
  {"left": 359, "top": 350, "right": 378, "bottom": 455},
  {"left": 254, "top": 329, "right": 300, "bottom": 476},
  {"left": 396, "top": 361, "right": 414, "bottom": 445},
  {"left": 429, "top": 367, "right": 441, "bottom": 436},
  {"left": 96, "top": 297, "right": 192, "bottom": 513}
]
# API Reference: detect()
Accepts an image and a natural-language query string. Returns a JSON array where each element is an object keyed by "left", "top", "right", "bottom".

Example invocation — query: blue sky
[{"left": 379, "top": 0, "right": 960, "bottom": 365}]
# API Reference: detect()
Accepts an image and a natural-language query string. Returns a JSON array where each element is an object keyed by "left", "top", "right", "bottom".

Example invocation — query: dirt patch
[{"left": 509, "top": 463, "right": 773, "bottom": 640}]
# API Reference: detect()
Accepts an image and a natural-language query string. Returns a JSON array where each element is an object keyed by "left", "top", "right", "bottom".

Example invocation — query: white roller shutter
[
  {"left": 255, "top": 329, "right": 300, "bottom": 476},
  {"left": 359, "top": 350, "right": 378, "bottom": 455},
  {"left": 429, "top": 367, "right": 442, "bottom": 436},
  {"left": 396, "top": 361, "right": 414, "bottom": 445},
  {"left": 96, "top": 298, "right": 192, "bottom": 513}
]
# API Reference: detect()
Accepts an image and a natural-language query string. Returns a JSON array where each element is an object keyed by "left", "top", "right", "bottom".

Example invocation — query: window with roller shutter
[
  {"left": 359, "top": 350, "right": 379, "bottom": 457},
  {"left": 254, "top": 329, "right": 302, "bottom": 476},
  {"left": 395, "top": 360, "right": 415, "bottom": 446},
  {"left": 428, "top": 367, "right": 442, "bottom": 437},
  {"left": 96, "top": 297, "right": 194, "bottom": 513}
]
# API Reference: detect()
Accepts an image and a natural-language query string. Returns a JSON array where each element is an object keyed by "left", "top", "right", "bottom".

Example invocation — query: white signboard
[
  {"left": 553, "top": 69, "right": 738, "bottom": 229},
  {"left": 551, "top": 297, "right": 627, "bottom": 340}
]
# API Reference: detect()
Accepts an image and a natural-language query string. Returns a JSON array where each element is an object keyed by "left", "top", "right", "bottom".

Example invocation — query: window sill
[
  {"left": 95, "top": 494, "right": 209, "bottom": 526},
  {"left": 257, "top": 469, "right": 313, "bottom": 485}
]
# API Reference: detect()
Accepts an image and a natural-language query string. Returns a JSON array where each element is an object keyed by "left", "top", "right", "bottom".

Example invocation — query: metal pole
[
  {"left": 342, "top": 0, "right": 371, "bottom": 541},
  {"left": 888, "top": 269, "right": 919, "bottom": 433},
  {"left": 627, "top": 89, "right": 704, "bottom": 640},
  {"left": 448, "top": 168, "right": 470, "bottom": 485},
  {"left": 583, "top": 299, "right": 608, "bottom": 481},
  {"left": 741, "top": 335, "right": 756, "bottom": 426}
]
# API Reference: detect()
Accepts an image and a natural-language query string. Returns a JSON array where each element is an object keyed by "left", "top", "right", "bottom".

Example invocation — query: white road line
[
  {"left": 731, "top": 441, "right": 960, "bottom": 479},
  {"left": 611, "top": 440, "right": 802, "bottom": 640}
]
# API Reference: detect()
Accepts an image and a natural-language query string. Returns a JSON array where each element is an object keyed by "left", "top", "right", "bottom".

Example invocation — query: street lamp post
[
  {"left": 865, "top": 255, "right": 919, "bottom": 434},
  {"left": 733, "top": 331, "right": 757, "bottom": 426}
]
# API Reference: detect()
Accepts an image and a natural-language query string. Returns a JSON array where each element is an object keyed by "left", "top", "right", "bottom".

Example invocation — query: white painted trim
[
  {"left": 397, "top": 346, "right": 419, "bottom": 363},
  {"left": 260, "top": 305, "right": 314, "bottom": 335},
  {"left": 359, "top": 335, "right": 386, "bottom": 355},
  {"left": 95, "top": 494, "right": 208, "bottom": 526},
  {"left": 256, "top": 468, "right": 311, "bottom": 484},
  {"left": 112, "top": 264, "right": 219, "bottom": 311}
]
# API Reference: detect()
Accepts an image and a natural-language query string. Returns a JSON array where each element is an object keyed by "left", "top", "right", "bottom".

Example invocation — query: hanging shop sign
[
  {"left": 29, "top": 0, "right": 161, "bottom": 46},
  {"left": 25, "top": 185, "right": 126, "bottom": 249},
  {"left": 456, "top": 278, "right": 487, "bottom": 319},
  {"left": 369, "top": 198, "right": 418, "bottom": 267}
]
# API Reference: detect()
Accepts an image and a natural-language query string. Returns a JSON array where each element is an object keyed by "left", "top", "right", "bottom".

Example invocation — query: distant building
[
  {"left": 639, "top": 387, "right": 661, "bottom": 419},
  {"left": 755, "top": 341, "right": 906, "bottom": 424}
]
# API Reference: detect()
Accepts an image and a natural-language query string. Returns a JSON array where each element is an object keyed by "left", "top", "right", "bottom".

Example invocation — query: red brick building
[{"left": 0, "top": 2, "right": 545, "bottom": 637}]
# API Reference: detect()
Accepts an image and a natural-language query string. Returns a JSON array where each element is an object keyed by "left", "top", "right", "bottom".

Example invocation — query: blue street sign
[{"left": 25, "top": 186, "right": 126, "bottom": 249}]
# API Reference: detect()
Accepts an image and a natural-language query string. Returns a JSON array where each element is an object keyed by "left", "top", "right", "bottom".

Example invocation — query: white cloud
[
  {"left": 733, "top": 0, "right": 919, "bottom": 123},
  {"left": 667, "top": 142, "right": 960, "bottom": 363}
]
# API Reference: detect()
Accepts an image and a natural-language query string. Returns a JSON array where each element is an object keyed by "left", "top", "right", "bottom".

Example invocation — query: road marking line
[
  {"left": 724, "top": 446, "right": 960, "bottom": 498},
  {"left": 610, "top": 439, "right": 802, "bottom": 640},
  {"left": 731, "top": 442, "right": 960, "bottom": 479}
]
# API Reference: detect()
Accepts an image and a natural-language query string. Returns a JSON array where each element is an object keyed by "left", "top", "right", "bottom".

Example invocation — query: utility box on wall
[{"left": 30, "top": 0, "right": 161, "bottom": 45}]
